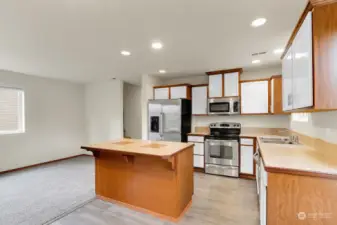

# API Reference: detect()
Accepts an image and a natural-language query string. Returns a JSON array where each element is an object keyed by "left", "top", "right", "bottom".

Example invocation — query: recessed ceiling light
[
  {"left": 274, "top": 48, "right": 284, "bottom": 54},
  {"left": 121, "top": 50, "right": 131, "bottom": 56},
  {"left": 152, "top": 41, "right": 163, "bottom": 50},
  {"left": 159, "top": 70, "right": 166, "bottom": 74},
  {"left": 252, "top": 59, "right": 261, "bottom": 64},
  {"left": 251, "top": 18, "right": 267, "bottom": 27}
]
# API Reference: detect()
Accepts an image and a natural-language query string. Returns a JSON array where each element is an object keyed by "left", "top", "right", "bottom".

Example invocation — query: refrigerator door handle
[{"left": 159, "top": 112, "right": 164, "bottom": 136}]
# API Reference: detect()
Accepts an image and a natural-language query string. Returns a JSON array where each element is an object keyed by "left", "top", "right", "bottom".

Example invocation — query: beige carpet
[{"left": 0, "top": 156, "right": 95, "bottom": 225}]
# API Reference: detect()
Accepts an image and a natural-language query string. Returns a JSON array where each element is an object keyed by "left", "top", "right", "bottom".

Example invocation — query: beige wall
[
  {"left": 85, "top": 79, "right": 124, "bottom": 144},
  {"left": 0, "top": 70, "right": 86, "bottom": 172},
  {"left": 290, "top": 111, "right": 337, "bottom": 144},
  {"left": 123, "top": 83, "right": 142, "bottom": 139},
  {"left": 141, "top": 74, "right": 163, "bottom": 140}
]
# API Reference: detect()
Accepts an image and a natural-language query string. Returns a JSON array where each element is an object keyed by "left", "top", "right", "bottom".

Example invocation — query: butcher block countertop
[{"left": 81, "top": 139, "right": 194, "bottom": 157}]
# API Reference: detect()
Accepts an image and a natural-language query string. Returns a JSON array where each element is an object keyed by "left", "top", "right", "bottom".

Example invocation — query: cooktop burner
[{"left": 207, "top": 122, "right": 241, "bottom": 138}]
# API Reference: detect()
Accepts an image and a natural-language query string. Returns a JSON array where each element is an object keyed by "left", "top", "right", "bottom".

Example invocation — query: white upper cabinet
[
  {"left": 170, "top": 86, "right": 187, "bottom": 99},
  {"left": 208, "top": 74, "right": 222, "bottom": 98},
  {"left": 224, "top": 72, "right": 239, "bottom": 97},
  {"left": 282, "top": 12, "right": 313, "bottom": 111},
  {"left": 154, "top": 88, "right": 169, "bottom": 100},
  {"left": 241, "top": 81, "right": 269, "bottom": 114},
  {"left": 192, "top": 86, "right": 208, "bottom": 115},
  {"left": 282, "top": 46, "right": 293, "bottom": 111},
  {"left": 292, "top": 12, "right": 313, "bottom": 109}
]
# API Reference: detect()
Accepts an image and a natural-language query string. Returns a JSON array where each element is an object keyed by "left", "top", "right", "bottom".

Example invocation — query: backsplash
[
  {"left": 290, "top": 111, "right": 337, "bottom": 144},
  {"left": 192, "top": 115, "right": 290, "bottom": 130}
]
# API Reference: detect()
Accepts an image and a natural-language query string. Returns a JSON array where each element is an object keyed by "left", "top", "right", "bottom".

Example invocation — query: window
[
  {"left": 0, "top": 87, "right": 25, "bottom": 134},
  {"left": 291, "top": 113, "right": 309, "bottom": 122}
]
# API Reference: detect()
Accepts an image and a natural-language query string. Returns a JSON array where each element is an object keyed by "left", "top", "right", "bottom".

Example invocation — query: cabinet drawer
[
  {"left": 191, "top": 142, "right": 204, "bottom": 155},
  {"left": 193, "top": 155, "right": 204, "bottom": 168},
  {"left": 241, "top": 138, "right": 254, "bottom": 145},
  {"left": 188, "top": 136, "right": 204, "bottom": 143}
]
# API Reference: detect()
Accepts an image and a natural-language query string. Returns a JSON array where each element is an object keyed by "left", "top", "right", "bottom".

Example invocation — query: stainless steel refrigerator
[{"left": 148, "top": 99, "right": 191, "bottom": 142}]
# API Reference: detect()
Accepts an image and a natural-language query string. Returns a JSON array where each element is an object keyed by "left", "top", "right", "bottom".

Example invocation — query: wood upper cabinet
[
  {"left": 282, "top": 46, "right": 293, "bottom": 111},
  {"left": 153, "top": 84, "right": 191, "bottom": 100},
  {"left": 224, "top": 72, "right": 239, "bottom": 97},
  {"left": 281, "top": 2, "right": 337, "bottom": 112},
  {"left": 270, "top": 75, "right": 284, "bottom": 114},
  {"left": 206, "top": 68, "right": 242, "bottom": 98},
  {"left": 192, "top": 85, "right": 208, "bottom": 115},
  {"left": 282, "top": 12, "right": 313, "bottom": 111},
  {"left": 241, "top": 80, "right": 269, "bottom": 114},
  {"left": 154, "top": 87, "right": 169, "bottom": 100},
  {"left": 292, "top": 12, "right": 313, "bottom": 109},
  {"left": 171, "top": 86, "right": 188, "bottom": 99},
  {"left": 208, "top": 74, "right": 222, "bottom": 98}
]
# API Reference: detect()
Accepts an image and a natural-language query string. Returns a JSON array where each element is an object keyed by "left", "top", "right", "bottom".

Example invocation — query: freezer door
[
  {"left": 162, "top": 100, "right": 181, "bottom": 133},
  {"left": 161, "top": 133, "right": 182, "bottom": 142},
  {"left": 148, "top": 102, "right": 162, "bottom": 141}
]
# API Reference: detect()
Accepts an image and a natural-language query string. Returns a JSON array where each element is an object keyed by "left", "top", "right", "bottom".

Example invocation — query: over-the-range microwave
[{"left": 208, "top": 97, "right": 240, "bottom": 115}]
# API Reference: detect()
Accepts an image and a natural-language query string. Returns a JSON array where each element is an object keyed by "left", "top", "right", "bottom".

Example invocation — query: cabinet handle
[{"left": 288, "top": 94, "right": 293, "bottom": 106}]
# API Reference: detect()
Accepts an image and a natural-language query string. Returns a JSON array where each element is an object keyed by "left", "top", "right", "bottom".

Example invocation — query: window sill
[{"left": 0, "top": 131, "right": 26, "bottom": 135}]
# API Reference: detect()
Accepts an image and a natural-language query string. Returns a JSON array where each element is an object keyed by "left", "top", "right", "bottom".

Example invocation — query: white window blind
[{"left": 0, "top": 87, "right": 25, "bottom": 134}]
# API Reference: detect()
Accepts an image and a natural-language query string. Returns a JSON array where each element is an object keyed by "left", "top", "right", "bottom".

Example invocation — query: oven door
[
  {"left": 208, "top": 100, "right": 230, "bottom": 115},
  {"left": 205, "top": 139, "right": 239, "bottom": 166}
]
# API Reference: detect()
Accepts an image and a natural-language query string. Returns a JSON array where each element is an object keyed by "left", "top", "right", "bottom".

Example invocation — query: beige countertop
[
  {"left": 187, "top": 132, "right": 209, "bottom": 136},
  {"left": 81, "top": 139, "right": 194, "bottom": 157},
  {"left": 257, "top": 136, "right": 337, "bottom": 178},
  {"left": 189, "top": 126, "right": 337, "bottom": 177},
  {"left": 188, "top": 127, "right": 291, "bottom": 138}
]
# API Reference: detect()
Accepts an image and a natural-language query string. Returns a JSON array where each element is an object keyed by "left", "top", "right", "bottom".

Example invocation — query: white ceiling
[{"left": 0, "top": 0, "right": 308, "bottom": 84}]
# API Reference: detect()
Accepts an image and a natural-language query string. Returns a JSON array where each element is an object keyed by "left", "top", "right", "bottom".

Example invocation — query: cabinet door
[
  {"left": 241, "top": 81, "right": 269, "bottom": 114},
  {"left": 224, "top": 72, "right": 239, "bottom": 97},
  {"left": 271, "top": 79, "right": 274, "bottom": 113},
  {"left": 170, "top": 86, "right": 187, "bottom": 99},
  {"left": 271, "top": 77, "right": 284, "bottom": 114},
  {"left": 282, "top": 46, "right": 293, "bottom": 111},
  {"left": 193, "top": 142, "right": 204, "bottom": 155},
  {"left": 193, "top": 155, "right": 204, "bottom": 168},
  {"left": 259, "top": 163, "right": 267, "bottom": 225},
  {"left": 192, "top": 86, "right": 207, "bottom": 115},
  {"left": 208, "top": 74, "right": 223, "bottom": 97},
  {"left": 154, "top": 88, "right": 169, "bottom": 100},
  {"left": 292, "top": 12, "right": 313, "bottom": 109},
  {"left": 240, "top": 146, "right": 254, "bottom": 175}
]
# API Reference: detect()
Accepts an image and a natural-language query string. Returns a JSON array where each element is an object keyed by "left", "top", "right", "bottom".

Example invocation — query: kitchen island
[{"left": 81, "top": 139, "right": 194, "bottom": 222}]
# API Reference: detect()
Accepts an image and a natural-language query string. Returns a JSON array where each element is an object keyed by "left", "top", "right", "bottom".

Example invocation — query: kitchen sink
[{"left": 260, "top": 136, "right": 300, "bottom": 145}]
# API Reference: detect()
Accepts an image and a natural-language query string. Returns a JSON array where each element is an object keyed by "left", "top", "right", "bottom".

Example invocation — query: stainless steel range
[{"left": 205, "top": 122, "right": 241, "bottom": 177}]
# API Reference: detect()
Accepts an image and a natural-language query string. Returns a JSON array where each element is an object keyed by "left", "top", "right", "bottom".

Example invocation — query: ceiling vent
[{"left": 252, "top": 51, "right": 267, "bottom": 56}]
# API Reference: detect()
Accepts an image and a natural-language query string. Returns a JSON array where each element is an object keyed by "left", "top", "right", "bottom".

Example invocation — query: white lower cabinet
[
  {"left": 259, "top": 162, "right": 267, "bottom": 225},
  {"left": 188, "top": 136, "right": 205, "bottom": 169},
  {"left": 193, "top": 155, "right": 204, "bottom": 168},
  {"left": 240, "top": 146, "right": 254, "bottom": 175},
  {"left": 193, "top": 142, "right": 204, "bottom": 155}
]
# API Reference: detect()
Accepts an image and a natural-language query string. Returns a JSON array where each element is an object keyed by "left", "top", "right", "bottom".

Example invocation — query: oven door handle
[{"left": 205, "top": 139, "right": 238, "bottom": 145}]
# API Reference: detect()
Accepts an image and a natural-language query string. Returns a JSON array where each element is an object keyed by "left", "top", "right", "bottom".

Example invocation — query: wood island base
[{"left": 81, "top": 140, "right": 194, "bottom": 222}]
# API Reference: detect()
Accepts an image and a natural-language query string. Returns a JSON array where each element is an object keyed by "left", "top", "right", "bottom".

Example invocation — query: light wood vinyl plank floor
[{"left": 51, "top": 173, "right": 259, "bottom": 225}]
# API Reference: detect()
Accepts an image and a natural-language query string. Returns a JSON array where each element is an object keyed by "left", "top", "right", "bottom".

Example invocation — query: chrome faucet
[{"left": 289, "top": 135, "right": 300, "bottom": 144}]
